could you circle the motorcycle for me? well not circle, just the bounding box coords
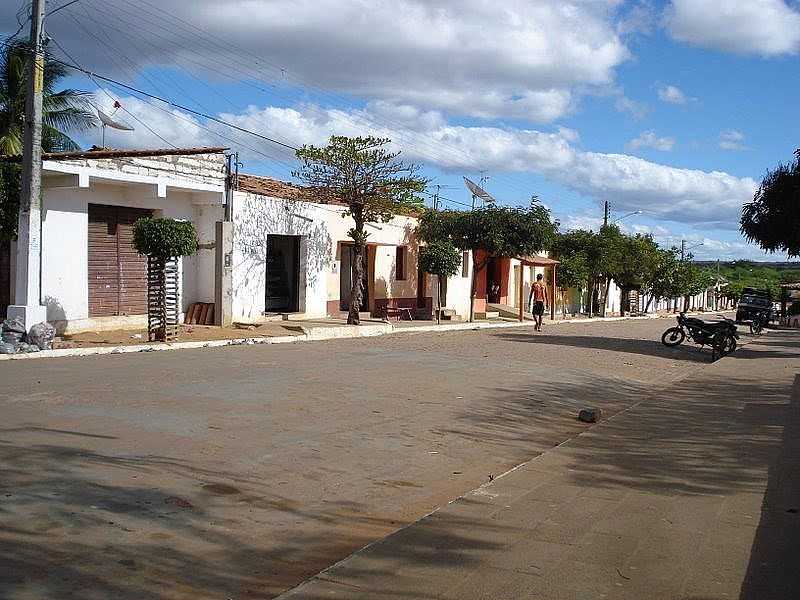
[661,313,739,360]
[750,310,769,335]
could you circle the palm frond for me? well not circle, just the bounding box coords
[42,125,81,153]
[44,106,98,134]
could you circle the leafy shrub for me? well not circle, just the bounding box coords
[133,217,197,259]
[419,241,461,279]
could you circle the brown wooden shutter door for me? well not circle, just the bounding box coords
[88,204,152,317]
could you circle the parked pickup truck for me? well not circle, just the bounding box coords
[736,288,773,323]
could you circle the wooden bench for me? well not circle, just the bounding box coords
[382,305,414,321]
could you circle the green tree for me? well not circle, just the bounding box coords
[611,234,661,315]
[132,218,198,341]
[554,252,588,318]
[1,40,96,155]
[418,240,461,324]
[741,154,800,257]
[294,136,426,325]
[595,225,627,316]
[646,247,681,312]
[553,229,598,316]
[418,200,558,322]
[0,39,96,240]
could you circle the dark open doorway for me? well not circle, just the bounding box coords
[486,257,502,304]
[265,235,300,313]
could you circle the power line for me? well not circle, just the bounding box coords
[48,35,177,148]
[44,36,299,172]
[46,54,300,152]
[46,0,84,17]
[90,0,539,202]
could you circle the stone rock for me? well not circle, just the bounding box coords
[2,316,26,334]
[27,321,56,350]
[578,408,601,423]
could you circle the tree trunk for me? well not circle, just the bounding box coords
[586,276,594,317]
[348,233,365,326]
[645,294,654,314]
[436,274,442,325]
[469,251,478,323]
[601,277,611,317]
[683,295,690,313]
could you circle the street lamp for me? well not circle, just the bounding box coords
[612,210,642,224]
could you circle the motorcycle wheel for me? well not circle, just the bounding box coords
[661,327,685,347]
[750,320,762,335]
[712,332,735,360]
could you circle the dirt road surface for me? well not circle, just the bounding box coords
[0,318,727,599]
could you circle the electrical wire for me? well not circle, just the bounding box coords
[47,54,299,152]
[48,36,177,148]
[46,0,84,17]
[93,0,538,202]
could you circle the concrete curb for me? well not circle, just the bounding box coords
[0,312,709,362]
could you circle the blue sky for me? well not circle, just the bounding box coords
[3,0,799,260]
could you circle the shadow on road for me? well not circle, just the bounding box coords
[738,374,800,600]
[492,331,716,363]
[0,440,418,599]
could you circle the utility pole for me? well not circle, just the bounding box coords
[8,0,48,328]
[433,184,440,211]
[681,239,686,261]
[603,200,609,227]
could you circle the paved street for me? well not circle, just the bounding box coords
[1,318,797,599]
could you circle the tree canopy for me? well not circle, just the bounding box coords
[1,40,96,155]
[419,240,461,324]
[741,154,800,257]
[133,218,198,259]
[418,202,559,259]
[294,135,426,324]
[418,201,558,321]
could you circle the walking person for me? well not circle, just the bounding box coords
[528,273,548,331]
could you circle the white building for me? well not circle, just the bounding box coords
[2,147,227,332]
[230,173,439,323]
[1,148,480,333]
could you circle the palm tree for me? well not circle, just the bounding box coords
[0,39,96,155]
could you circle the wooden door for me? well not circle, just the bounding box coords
[88,204,152,317]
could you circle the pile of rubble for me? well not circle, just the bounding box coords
[0,317,55,354]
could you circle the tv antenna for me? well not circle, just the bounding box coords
[463,176,496,210]
[97,100,134,147]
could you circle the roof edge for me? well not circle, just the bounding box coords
[0,147,229,162]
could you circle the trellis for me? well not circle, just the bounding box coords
[147,256,180,341]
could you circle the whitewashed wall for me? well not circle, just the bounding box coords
[231,191,438,322]
[40,181,222,331]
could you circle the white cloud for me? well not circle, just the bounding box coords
[657,84,689,105]
[91,95,758,228]
[0,0,632,123]
[627,130,676,151]
[665,0,800,56]
[719,130,746,151]
[614,94,649,120]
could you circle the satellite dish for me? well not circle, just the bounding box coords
[97,101,134,147]
[97,108,134,131]
[463,176,496,206]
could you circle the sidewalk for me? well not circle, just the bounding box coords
[277,329,800,600]
[0,311,677,361]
